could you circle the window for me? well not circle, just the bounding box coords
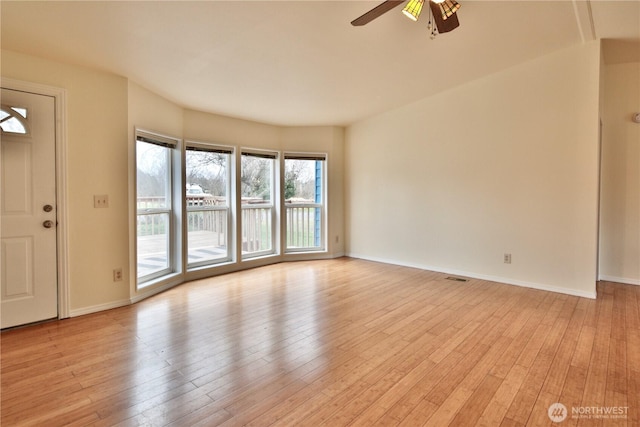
[134,132,329,286]
[185,143,233,268]
[136,132,179,284]
[284,154,326,252]
[241,151,277,258]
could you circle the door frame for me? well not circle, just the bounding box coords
[1,77,70,320]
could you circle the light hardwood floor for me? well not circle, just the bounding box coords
[2,258,638,426]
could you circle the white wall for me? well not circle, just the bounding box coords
[184,108,280,149]
[599,61,640,285]
[346,42,601,298]
[128,81,184,139]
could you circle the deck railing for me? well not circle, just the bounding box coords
[285,205,321,250]
[137,195,225,209]
[137,196,323,271]
[242,204,272,254]
[187,208,228,246]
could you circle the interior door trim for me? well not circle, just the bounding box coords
[1,77,69,320]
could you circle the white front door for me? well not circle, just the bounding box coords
[1,88,58,329]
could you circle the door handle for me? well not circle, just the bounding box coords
[43,220,54,229]
[43,204,53,212]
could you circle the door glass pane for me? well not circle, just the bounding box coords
[186,149,230,266]
[11,107,27,118]
[0,117,26,134]
[0,105,29,135]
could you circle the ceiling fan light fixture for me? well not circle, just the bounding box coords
[439,0,461,20]
[402,0,425,21]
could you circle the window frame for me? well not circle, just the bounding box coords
[184,141,235,269]
[282,152,327,253]
[133,133,332,292]
[239,149,279,260]
[135,130,182,287]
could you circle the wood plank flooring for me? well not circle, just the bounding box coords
[1,258,638,426]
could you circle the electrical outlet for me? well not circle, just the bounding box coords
[94,195,109,208]
[504,253,512,264]
[335,235,339,244]
[113,268,123,282]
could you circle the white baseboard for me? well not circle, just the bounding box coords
[346,253,597,299]
[69,299,131,318]
[598,275,640,286]
[130,277,183,304]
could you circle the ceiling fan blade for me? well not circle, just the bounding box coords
[429,1,460,33]
[351,0,405,26]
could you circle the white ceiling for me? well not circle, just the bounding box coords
[2,1,639,126]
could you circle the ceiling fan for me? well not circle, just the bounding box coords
[351,0,461,36]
